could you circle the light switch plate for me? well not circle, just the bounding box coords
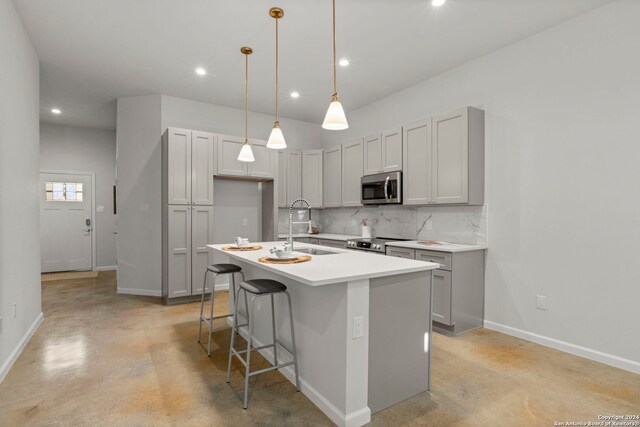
[96,206,105,213]
[536,295,547,310]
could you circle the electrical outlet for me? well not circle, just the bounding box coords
[536,295,547,310]
[352,316,364,339]
[0,316,3,334]
[243,218,248,226]
[11,303,17,318]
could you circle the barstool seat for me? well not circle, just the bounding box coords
[240,279,287,294]
[207,263,242,274]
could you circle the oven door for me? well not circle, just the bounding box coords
[361,172,402,205]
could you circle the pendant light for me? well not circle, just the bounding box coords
[267,7,287,149]
[322,0,348,130]
[238,47,255,162]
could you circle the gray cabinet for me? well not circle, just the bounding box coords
[364,128,402,176]
[318,239,345,249]
[342,138,363,207]
[386,247,415,259]
[302,149,323,208]
[418,248,485,336]
[323,145,342,207]
[165,128,214,206]
[167,205,191,298]
[277,150,287,207]
[403,118,433,205]
[286,150,302,205]
[402,107,484,206]
[216,135,275,179]
[190,205,214,294]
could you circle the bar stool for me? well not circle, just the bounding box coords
[226,279,300,409]
[198,263,247,356]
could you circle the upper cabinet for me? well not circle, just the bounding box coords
[403,106,484,206]
[277,149,302,207]
[363,128,403,176]
[216,135,275,179]
[403,118,433,205]
[432,107,484,205]
[164,128,214,206]
[302,149,323,208]
[323,145,342,208]
[342,138,364,207]
[277,150,287,207]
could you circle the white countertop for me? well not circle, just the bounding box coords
[277,233,358,242]
[385,240,487,253]
[209,241,438,286]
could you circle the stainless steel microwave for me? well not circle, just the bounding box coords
[361,171,402,205]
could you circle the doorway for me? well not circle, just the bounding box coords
[39,171,95,272]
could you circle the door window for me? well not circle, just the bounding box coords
[45,181,84,202]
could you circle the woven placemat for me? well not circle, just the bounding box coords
[222,245,263,251]
[258,255,312,264]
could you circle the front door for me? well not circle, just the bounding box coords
[40,172,93,272]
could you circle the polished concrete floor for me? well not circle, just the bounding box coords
[1,271,638,426]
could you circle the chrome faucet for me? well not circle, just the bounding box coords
[289,198,312,251]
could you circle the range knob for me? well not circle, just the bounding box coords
[374,244,381,249]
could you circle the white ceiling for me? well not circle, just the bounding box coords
[15,0,613,130]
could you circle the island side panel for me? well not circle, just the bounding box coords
[368,270,432,414]
[227,259,352,423]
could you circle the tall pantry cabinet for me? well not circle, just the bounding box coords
[162,128,215,303]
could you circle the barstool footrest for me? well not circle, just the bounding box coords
[248,361,295,377]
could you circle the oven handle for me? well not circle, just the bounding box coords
[384,176,391,203]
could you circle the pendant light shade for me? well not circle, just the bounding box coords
[322,95,348,130]
[322,0,348,130]
[267,7,287,149]
[238,141,255,162]
[238,47,255,162]
[267,121,287,149]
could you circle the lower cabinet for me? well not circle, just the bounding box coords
[318,239,346,249]
[386,246,485,335]
[164,204,214,302]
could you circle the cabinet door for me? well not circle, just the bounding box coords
[318,239,345,249]
[363,134,382,176]
[431,269,452,325]
[342,138,363,207]
[433,108,469,204]
[381,128,402,172]
[248,142,274,178]
[403,118,433,205]
[323,145,342,208]
[302,149,323,208]
[309,238,320,245]
[168,205,191,297]
[191,205,214,294]
[217,135,248,176]
[167,128,192,205]
[386,247,416,259]
[191,131,215,205]
[277,150,287,207]
[286,150,302,205]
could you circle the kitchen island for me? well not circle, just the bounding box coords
[209,241,438,427]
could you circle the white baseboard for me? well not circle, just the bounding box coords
[484,320,640,375]
[214,283,229,291]
[117,287,161,297]
[0,312,44,384]
[96,265,117,271]
[228,318,371,427]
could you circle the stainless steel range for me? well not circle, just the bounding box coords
[345,237,410,254]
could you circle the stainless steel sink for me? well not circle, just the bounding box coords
[294,248,340,256]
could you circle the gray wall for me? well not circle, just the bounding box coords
[116,95,324,295]
[0,0,42,381]
[39,123,117,268]
[115,95,162,296]
[322,1,640,368]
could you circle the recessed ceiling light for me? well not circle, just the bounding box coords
[431,0,446,6]
[195,67,207,76]
[290,91,300,98]
[51,108,61,115]
[339,58,349,67]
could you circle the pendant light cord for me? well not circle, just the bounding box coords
[332,0,337,96]
[275,16,279,123]
[245,52,248,143]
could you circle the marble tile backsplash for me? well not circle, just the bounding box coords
[278,205,488,245]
